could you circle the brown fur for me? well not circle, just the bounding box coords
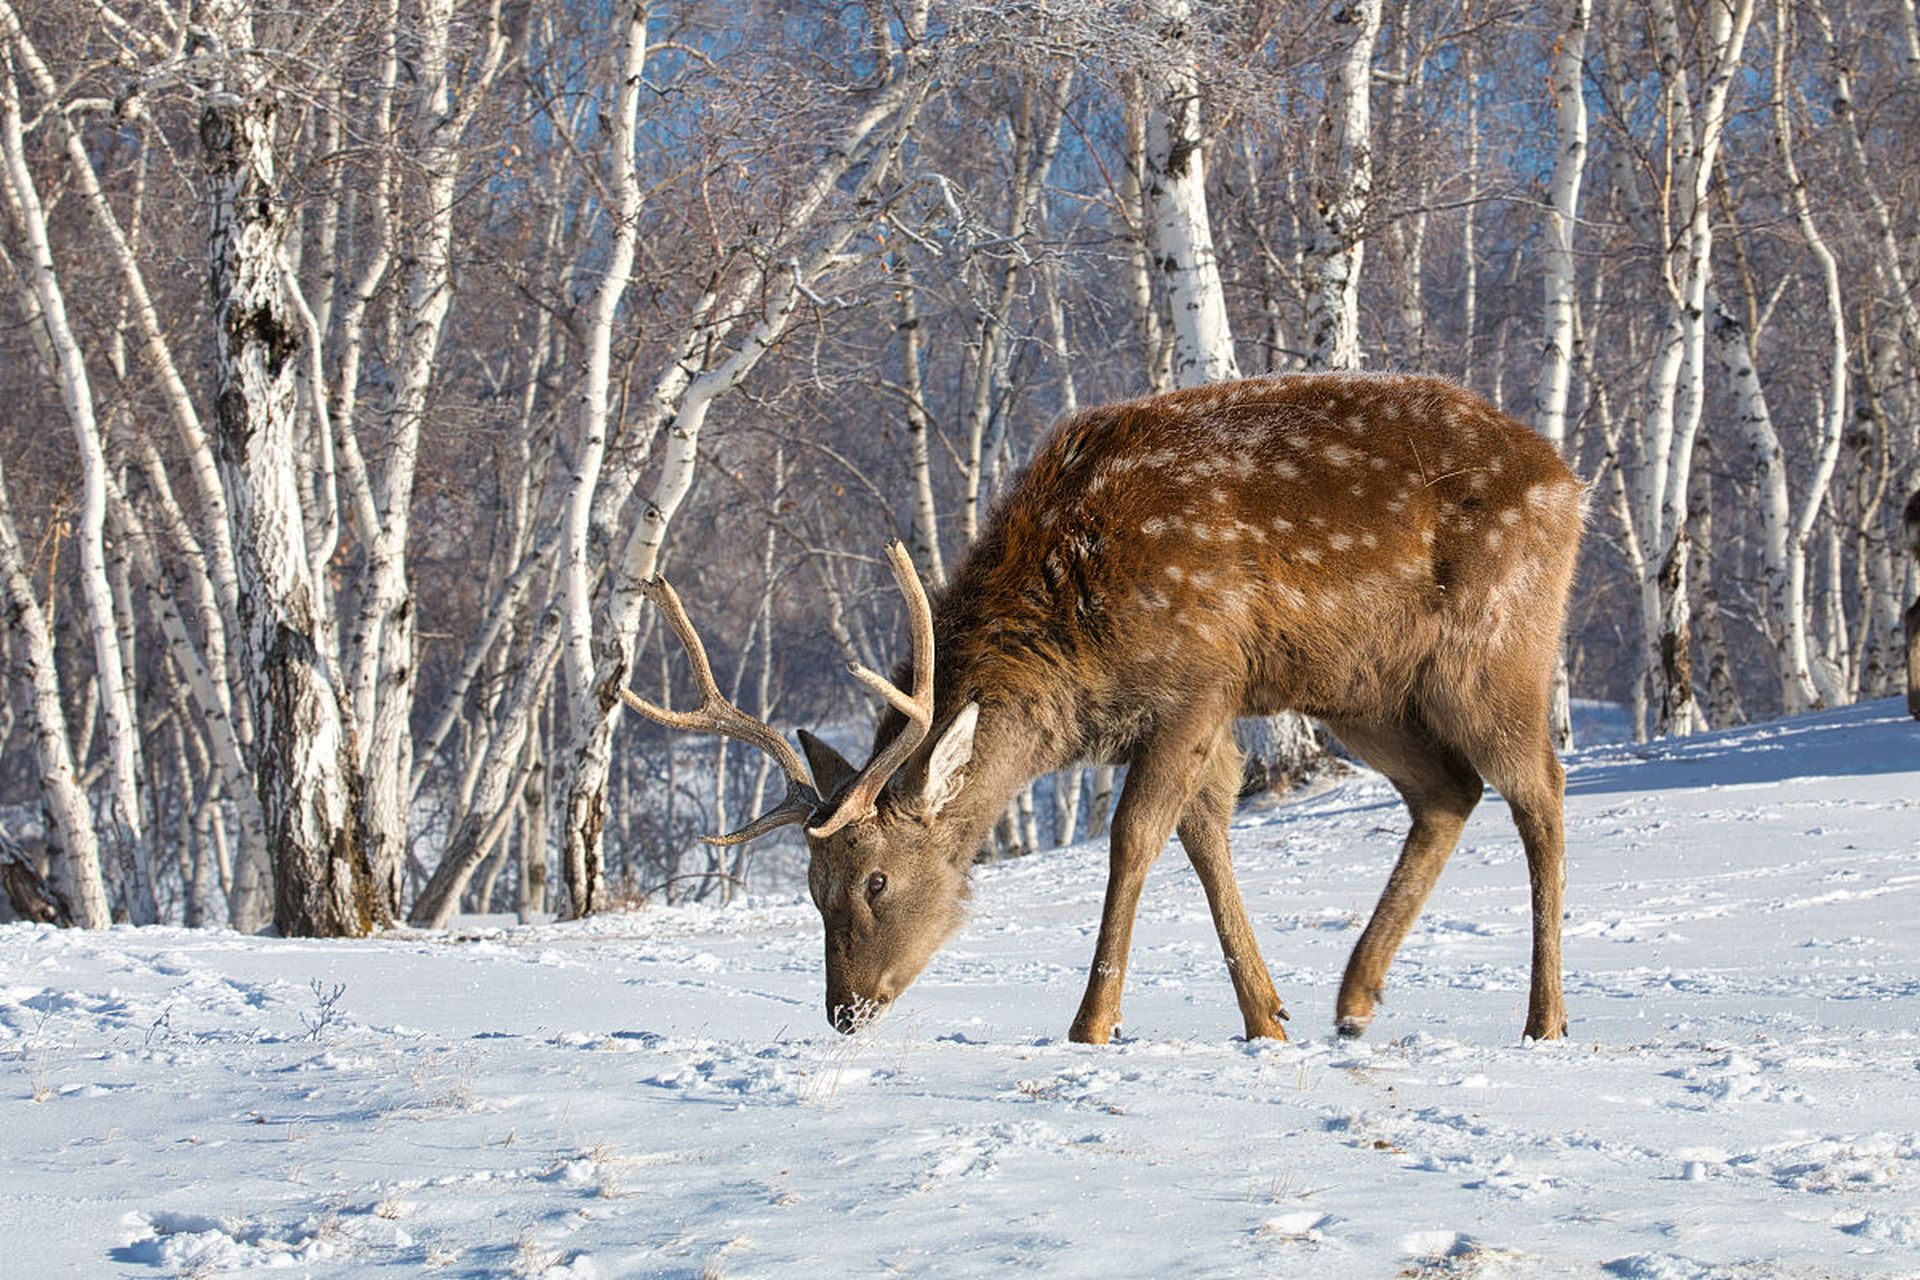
[792,373,1580,1040]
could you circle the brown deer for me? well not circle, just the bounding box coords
[625,373,1584,1043]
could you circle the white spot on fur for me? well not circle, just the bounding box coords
[1297,547,1323,566]
[1272,459,1301,481]
[1360,531,1378,549]
[1325,444,1356,468]
[1328,532,1353,552]
[1486,528,1504,550]
[1142,516,1168,536]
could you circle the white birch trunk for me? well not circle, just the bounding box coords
[350,0,505,921]
[559,4,651,918]
[0,61,154,922]
[1122,93,1172,395]
[892,255,946,587]
[1533,0,1589,748]
[0,454,110,928]
[1534,0,1588,455]
[1629,0,1754,738]
[200,0,372,937]
[1141,0,1238,386]
[558,49,932,916]
[0,2,245,700]
[1305,0,1381,372]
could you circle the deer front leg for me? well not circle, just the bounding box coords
[1069,823,1163,1044]
[1177,735,1288,1041]
[1069,723,1212,1044]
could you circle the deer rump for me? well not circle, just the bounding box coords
[631,372,1585,1045]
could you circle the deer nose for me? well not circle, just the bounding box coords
[828,991,893,1035]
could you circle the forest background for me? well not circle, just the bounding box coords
[0,0,1915,936]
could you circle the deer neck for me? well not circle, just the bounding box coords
[928,694,1061,844]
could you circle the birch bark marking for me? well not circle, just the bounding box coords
[1141,0,1239,386]
[892,254,945,587]
[200,1,372,937]
[1305,0,1381,372]
[0,51,155,922]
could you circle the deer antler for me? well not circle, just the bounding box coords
[807,541,936,838]
[622,576,821,846]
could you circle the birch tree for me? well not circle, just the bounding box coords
[1621,0,1754,737]
[1305,0,1382,372]
[198,0,374,937]
[553,7,935,915]
[0,452,110,928]
[1141,0,1238,386]
[0,45,155,921]
[1533,0,1589,749]
[348,0,507,919]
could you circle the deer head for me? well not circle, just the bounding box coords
[623,543,981,1033]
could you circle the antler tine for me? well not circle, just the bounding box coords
[622,576,820,843]
[808,542,937,838]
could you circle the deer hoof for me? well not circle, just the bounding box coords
[1335,1013,1372,1040]
[1522,1013,1569,1042]
[1069,1016,1118,1045]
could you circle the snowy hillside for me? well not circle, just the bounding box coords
[3,700,1918,1278]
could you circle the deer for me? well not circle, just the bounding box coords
[624,372,1585,1044]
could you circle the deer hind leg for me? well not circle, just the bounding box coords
[1175,733,1289,1041]
[1465,729,1568,1040]
[1069,712,1220,1045]
[1324,716,1484,1039]
[1420,664,1570,1040]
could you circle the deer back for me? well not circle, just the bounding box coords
[926,372,1586,764]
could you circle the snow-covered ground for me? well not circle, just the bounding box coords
[3,700,1918,1278]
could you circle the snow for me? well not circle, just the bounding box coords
[4,699,1919,1277]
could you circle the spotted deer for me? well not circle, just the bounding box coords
[626,373,1585,1042]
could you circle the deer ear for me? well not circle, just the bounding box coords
[919,702,978,816]
[798,730,857,800]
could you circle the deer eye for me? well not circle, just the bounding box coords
[866,870,888,898]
